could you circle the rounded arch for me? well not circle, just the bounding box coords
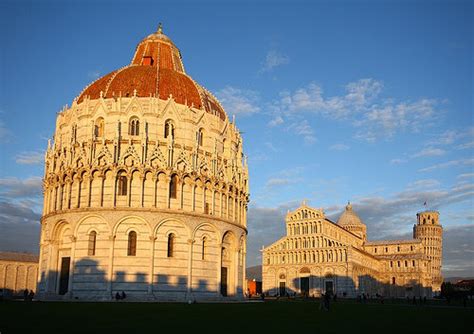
[153,217,191,239]
[112,215,152,236]
[50,219,72,241]
[222,230,237,249]
[192,222,220,242]
[73,213,110,237]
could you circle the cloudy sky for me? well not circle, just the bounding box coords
[1,0,472,277]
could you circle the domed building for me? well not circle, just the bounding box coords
[337,202,367,240]
[262,202,442,298]
[37,24,249,301]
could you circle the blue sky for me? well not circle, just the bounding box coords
[1,0,472,276]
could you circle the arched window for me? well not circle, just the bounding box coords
[94,118,104,137]
[392,277,396,285]
[88,231,97,256]
[432,219,435,224]
[196,128,204,146]
[167,233,175,258]
[164,120,174,139]
[202,237,207,260]
[128,231,137,256]
[117,174,127,196]
[129,117,139,136]
[169,174,178,199]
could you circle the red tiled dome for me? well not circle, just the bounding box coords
[76,25,226,120]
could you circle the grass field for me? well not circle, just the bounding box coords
[1,299,472,334]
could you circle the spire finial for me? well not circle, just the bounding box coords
[346,201,352,210]
[157,22,163,34]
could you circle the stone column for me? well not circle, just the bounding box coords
[202,187,206,214]
[216,243,222,297]
[66,180,72,209]
[127,173,132,207]
[212,190,216,216]
[219,192,224,218]
[148,236,156,294]
[107,235,116,297]
[140,175,145,208]
[187,239,195,298]
[153,176,158,208]
[76,176,82,208]
[67,236,77,297]
[52,186,57,212]
[87,176,92,207]
[113,172,117,207]
[165,175,171,209]
[99,174,105,207]
[180,181,184,210]
[192,184,196,211]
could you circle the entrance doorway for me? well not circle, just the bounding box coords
[58,257,70,295]
[220,267,228,297]
[300,277,309,296]
[279,282,286,296]
[325,281,334,296]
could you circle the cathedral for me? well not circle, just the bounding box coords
[262,202,442,298]
[37,25,249,301]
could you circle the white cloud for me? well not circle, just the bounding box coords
[215,86,260,116]
[457,173,474,180]
[390,158,407,165]
[0,176,43,198]
[265,178,292,188]
[288,120,316,144]
[411,147,446,158]
[15,151,44,165]
[260,50,290,73]
[457,141,474,150]
[0,176,43,254]
[418,158,474,172]
[268,116,284,127]
[426,127,474,147]
[407,179,441,189]
[329,143,350,151]
[269,79,441,142]
[264,142,279,153]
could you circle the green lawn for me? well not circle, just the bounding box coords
[1,299,472,334]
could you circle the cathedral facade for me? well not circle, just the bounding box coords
[262,202,442,298]
[37,25,249,301]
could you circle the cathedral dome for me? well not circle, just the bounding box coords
[337,202,364,226]
[337,202,367,240]
[76,24,226,120]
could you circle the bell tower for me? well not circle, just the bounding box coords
[413,211,443,292]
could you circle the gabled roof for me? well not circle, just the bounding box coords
[0,252,39,263]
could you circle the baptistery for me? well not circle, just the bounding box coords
[37,24,249,301]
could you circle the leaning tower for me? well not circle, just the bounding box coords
[413,211,443,292]
[37,24,249,301]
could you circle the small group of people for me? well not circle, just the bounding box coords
[23,289,35,301]
[115,291,127,300]
[408,295,427,305]
[319,292,332,311]
[357,293,370,303]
